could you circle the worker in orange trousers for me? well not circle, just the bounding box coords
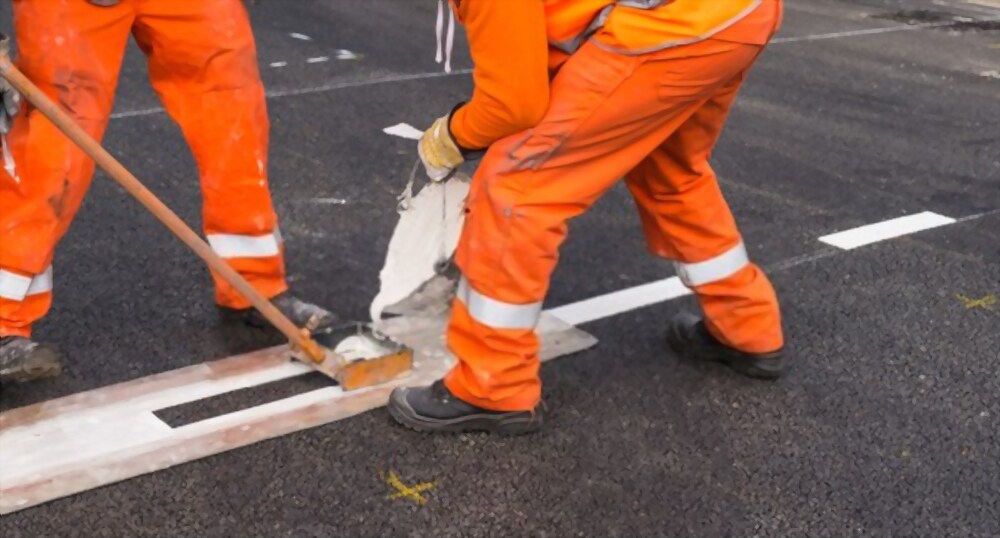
[389,0,786,435]
[0,0,335,383]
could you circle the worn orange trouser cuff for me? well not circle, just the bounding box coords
[444,300,542,412]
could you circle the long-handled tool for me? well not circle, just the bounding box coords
[0,49,411,390]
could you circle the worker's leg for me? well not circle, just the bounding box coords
[131,0,285,309]
[443,39,767,412]
[0,1,133,337]
[625,71,783,354]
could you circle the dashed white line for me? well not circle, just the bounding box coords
[547,277,691,326]
[108,69,472,119]
[312,197,348,205]
[270,61,288,68]
[336,49,358,60]
[770,17,1000,43]
[818,211,956,250]
[306,56,330,64]
[547,208,985,326]
[289,32,312,41]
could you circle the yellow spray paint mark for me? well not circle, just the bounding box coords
[956,294,997,310]
[383,470,436,505]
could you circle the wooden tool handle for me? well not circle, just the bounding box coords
[0,55,325,363]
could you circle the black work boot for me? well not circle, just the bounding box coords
[0,336,63,383]
[221,291,339,332]
[388,380,544,436]
[666,313,786,379]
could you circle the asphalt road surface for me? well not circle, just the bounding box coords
[1,0,999,536]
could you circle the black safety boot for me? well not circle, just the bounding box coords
[389,380,544,436]
[0,336,63,383]
[666,313,786,379]
[221,291,339,332]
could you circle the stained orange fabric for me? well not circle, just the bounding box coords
[448,0,767,149]
[444,1,784,411]
[0,0,285,337]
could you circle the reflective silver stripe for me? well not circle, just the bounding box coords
[0,266,52,301]
[457,278,542,330]
[674,242,749,287]
[554,0,763,57]
[617,0,668,8]
[207,231,281,258]
[26,266,53,296]
[0,270,32,301]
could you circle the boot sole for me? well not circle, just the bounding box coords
[666,326,785,380]
[0,346,63,383]
[388,393,543,437]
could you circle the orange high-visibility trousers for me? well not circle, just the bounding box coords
[0,0,286,338]
[445,15,784,412]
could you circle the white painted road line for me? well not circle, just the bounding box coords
[270,61,288,68]
[306,56,330,64]
[819,211,956,250]
[548,208,984,326]
[336,49,358,60]
[383,123,425,140]
[771,17,1000,43]
[546,276,691,327]
[289,32,312,41]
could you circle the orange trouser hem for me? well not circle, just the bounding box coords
[445,21,783,404]
[444,301,542,412]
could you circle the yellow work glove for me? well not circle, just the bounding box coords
[418,115,464,182]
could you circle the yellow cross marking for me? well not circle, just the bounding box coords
[383,470,436,505]
[956,294,997,310]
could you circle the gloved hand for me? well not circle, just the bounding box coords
[418,115,464,182]
[0,35,22,135]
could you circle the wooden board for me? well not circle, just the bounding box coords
[0,313,596,514]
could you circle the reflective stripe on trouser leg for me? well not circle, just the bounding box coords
[206,228,288,309]
[674,241,749,287]
[444,299,543,412]
[0,266,54,338]
[456,277,542,330]
[0,266,53,301]
[207,229,282,259]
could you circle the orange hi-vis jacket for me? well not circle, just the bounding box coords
[448,0,771,150]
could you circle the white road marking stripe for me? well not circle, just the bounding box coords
[289,33,312,41]
[383,123,425,140]
[306,56,330,64]
[549,209,970,325]
[819,211,956,250]
[771,17,1000,43]
[270,61,288,68]
[336,49,358,60]
[546,277,691,326]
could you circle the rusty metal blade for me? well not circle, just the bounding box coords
[337,349,414,391]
